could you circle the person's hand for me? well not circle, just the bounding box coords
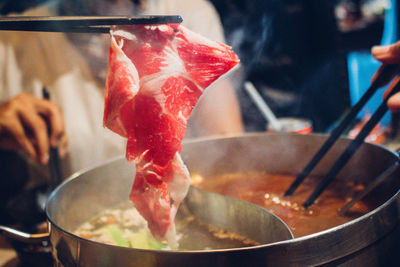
[371,41,400,111]
[0,93,68,164]
[372,41,400,64]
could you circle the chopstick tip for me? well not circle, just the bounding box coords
[303,199,313,209]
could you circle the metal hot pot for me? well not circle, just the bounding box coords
[3,133,400,266]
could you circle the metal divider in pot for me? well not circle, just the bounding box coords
[2,133,400,266]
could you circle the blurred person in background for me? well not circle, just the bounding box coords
[0,0,243,223]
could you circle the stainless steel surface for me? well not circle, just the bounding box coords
[7,133,400,266]
[181,133,400,266]
[0,15,183,33]
[0,226,49,244]
[45,152,293,266]
[184,187,293,244]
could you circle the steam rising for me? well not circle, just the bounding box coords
[217,1,349,132]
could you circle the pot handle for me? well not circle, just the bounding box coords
[0,225,49,244]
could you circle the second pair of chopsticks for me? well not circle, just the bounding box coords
[0,15,183,33]
[284,64,399,207]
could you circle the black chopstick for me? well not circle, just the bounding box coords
[42,87,63,189]
[0,25,111,34]
[0,15,183,33]
[338,156,400,215]
[284,64,398,197]
[303,78,400,208]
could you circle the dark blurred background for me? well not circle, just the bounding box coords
[210,0,387,132]
[0,0,390,132]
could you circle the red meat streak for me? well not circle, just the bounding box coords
[103,24,239,244]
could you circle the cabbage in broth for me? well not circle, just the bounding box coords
[74,201,258,250]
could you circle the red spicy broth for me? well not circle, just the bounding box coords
[191,171,380,238]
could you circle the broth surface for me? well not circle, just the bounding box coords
[191,171,377,237]
[74,201,258,250]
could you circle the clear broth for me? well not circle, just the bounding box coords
[74,201,259,250]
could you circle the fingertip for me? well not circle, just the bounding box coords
[387,92,400,112]
[27,147,37,160]
[58,145,69,158]
[50,136,59,148]
[58,134,68,158]
[41,153,49,165]
[372,45,390,56]
[22,140,37,160]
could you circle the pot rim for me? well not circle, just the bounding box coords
[45,132,400,255]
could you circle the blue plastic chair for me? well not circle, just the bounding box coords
[347,0,398,126]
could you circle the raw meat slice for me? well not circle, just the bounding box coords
[103,35,139,137]
[103,24,239,246]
